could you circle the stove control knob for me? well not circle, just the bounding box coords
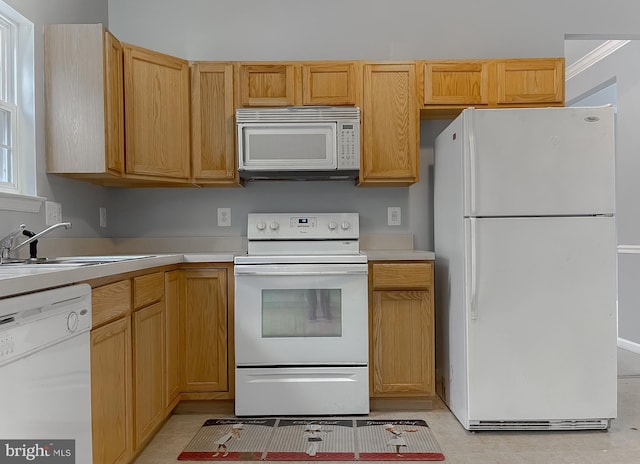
[341,221,351,231]
[328,221,338,230]
[256,221,266,231]
[269,221,280,231]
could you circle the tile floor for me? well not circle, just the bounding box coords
[134,349,640,464]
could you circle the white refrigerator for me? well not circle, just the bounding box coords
[433,106,618,431]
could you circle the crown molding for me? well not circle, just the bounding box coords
[566,40,630,80]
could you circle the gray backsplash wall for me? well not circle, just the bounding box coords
[109,120,449,251]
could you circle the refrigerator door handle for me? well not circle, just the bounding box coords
[468,218,478,320]
[468,111,478,216]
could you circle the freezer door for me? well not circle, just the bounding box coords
[465,216,617,422]
[463,106,615,217]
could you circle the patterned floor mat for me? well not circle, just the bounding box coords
[178,418,444,461]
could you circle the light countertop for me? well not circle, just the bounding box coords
[362,249,435,261]
[0,253,234,298]
[0,250,434,299]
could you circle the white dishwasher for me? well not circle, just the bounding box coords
[0,283,93,463]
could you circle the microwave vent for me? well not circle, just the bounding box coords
[236,106,360,123]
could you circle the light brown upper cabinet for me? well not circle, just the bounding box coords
[237,63,296,106]
[191,62,239,186]
[495,58,565,105]
[45,24,125,180]
[45,25,192,186]
[421,58,565,118]
[236,61,359,107]
[301,62,358,106]
[123,44,191,181]
[423,60,490,106]
[361,62,419,186]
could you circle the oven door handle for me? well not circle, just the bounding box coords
[235,270,368,276]
[234,264,368,276]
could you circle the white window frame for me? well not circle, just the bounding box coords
[0,0,42,212]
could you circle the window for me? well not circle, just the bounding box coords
[0,0,40,212]
[0,13,17,190]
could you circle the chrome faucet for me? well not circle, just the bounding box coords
[0,222,72,262]
[0,224,27,262]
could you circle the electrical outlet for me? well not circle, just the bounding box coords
[388,207,401,226]
[99,207,107,228]
[217,208,231,227]
[45,201,62,225]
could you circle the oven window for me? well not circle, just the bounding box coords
[262,289,342,337]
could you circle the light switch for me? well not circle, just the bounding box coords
[388,207,401,226]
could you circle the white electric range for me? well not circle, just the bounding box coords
[234,213,369,416]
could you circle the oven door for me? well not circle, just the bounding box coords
[234,263,368,366]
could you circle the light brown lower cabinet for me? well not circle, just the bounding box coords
[369,261,435,397]
[132,301,166,450]
[181,268,228,393]
[164,271,181,410]
[87,264,230,462]
[90,316,132,464]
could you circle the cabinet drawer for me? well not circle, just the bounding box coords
[133,272,165,309]
[92,280,132,327]
[371,262,433,290]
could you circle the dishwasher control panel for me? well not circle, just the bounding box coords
[0,284,91,366]
[0,334,14,359]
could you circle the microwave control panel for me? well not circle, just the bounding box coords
[337,121,360,170]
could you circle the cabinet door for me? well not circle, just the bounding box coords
[164,271,181,410]
[423,60,489,106]
[182,269,228,392]
[302,62,357,106]
[191,62,239,184]
[495,58,564,105]
[133,301,165,450]
[45,24,121,176]
[371,290,434,396]
[123,44,190,179]
[361,63,419,185]
[91,317,132,464]
[104,30,125,174]
[238,64,296,106]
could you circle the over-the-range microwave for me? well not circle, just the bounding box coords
[236,106,360,181]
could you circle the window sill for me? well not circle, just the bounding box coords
[0,191,45,213]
